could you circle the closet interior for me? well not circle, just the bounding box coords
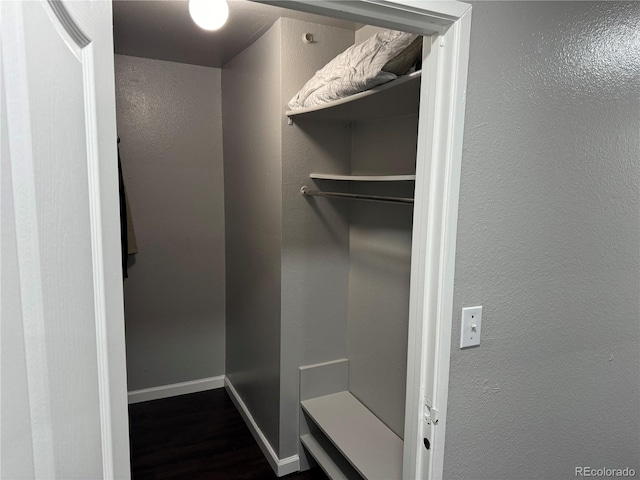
[114,3,424,478]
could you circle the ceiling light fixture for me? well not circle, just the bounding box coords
[189,0,229,31]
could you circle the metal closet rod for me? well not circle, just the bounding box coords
[300,186,414,205]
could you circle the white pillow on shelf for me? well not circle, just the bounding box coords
[288,30,420,111]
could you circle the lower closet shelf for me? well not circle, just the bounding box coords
[301,434,360,480]
[301,391,403,480]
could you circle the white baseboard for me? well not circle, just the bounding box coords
[128,375,225,404]
[225,378,300,477]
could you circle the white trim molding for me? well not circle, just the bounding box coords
[401,5,472,480]
[127,375,225,404]
[225,378,300,477]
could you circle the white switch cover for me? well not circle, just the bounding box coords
[460,306,482,348]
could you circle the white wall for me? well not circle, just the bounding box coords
[114,55,226,391]
[445,2,640,478]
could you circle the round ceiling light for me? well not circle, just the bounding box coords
[189,0,229,31]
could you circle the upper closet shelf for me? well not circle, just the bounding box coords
[311,173,416,182]
[287,71,421,123]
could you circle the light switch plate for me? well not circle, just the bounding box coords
[460,306,482,348]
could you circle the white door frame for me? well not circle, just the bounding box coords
[261,1,471,478]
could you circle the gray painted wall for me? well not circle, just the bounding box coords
[280,20,418,451]
[222,23,283,454]
[223,18,355,459]
[354,25,386,44]
[280,18,356,457]
[348,116,418,438]
[445,2,640,478]
[114,55,226,391]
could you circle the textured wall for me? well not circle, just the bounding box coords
[222,23,283,454]
[280,18,355,457]
[114,55,226,391]
[445,2,640,478]
[347,116,417,438]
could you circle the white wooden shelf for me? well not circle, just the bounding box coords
[287,71,421,123]
[301,391,403,480]
[310,173,416,182]
[301,434,360,480]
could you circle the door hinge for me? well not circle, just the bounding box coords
[424,396,439,425]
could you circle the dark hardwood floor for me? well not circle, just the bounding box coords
[129,389,328,480]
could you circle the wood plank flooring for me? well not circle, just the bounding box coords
[129,388,328,480]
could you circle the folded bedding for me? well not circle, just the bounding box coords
[288,30,422,111]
